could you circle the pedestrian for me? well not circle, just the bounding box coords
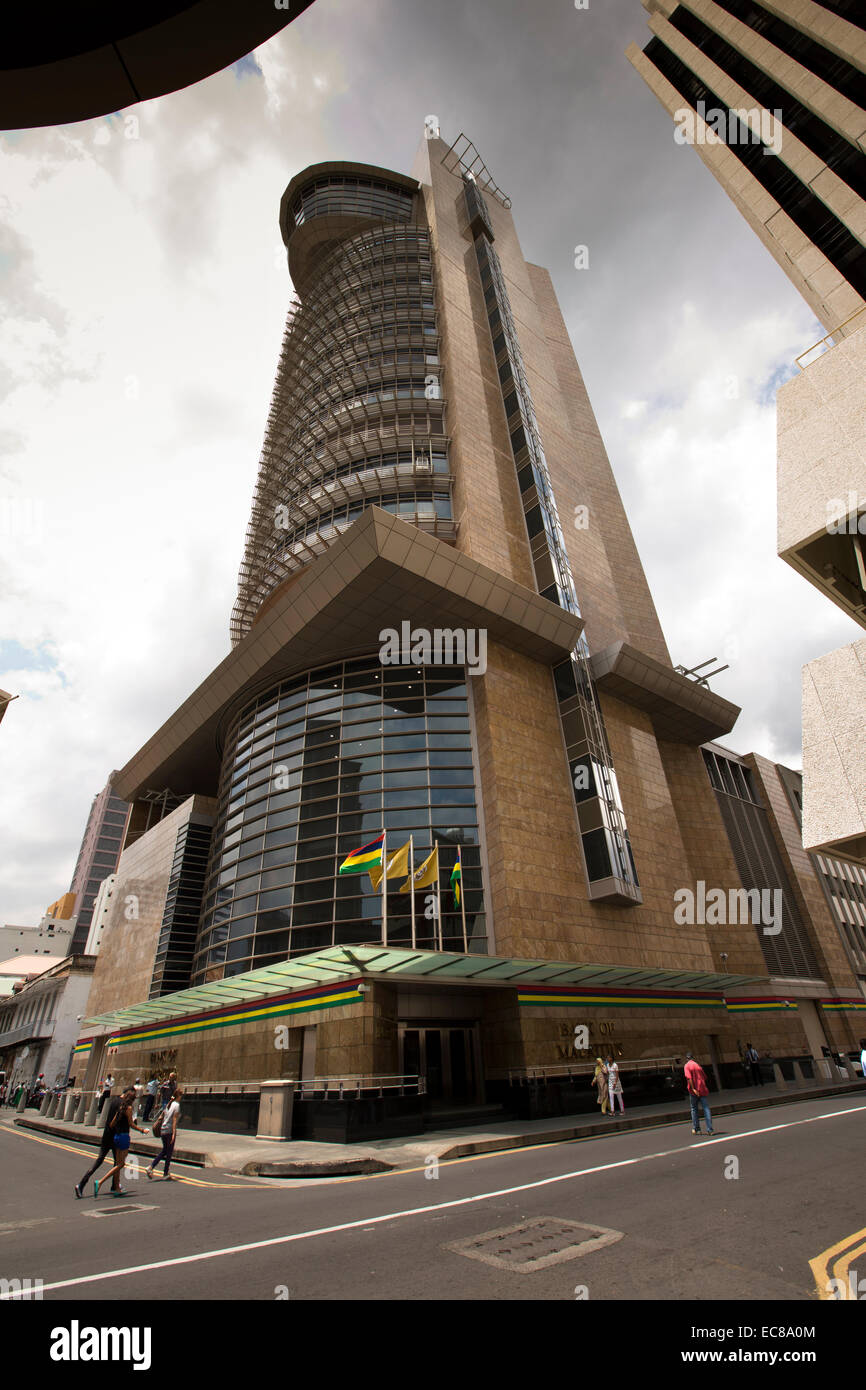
[132,1077,144,1118]
[98,1072,114,1115]
[73,1087,136,1199]
[158,1071,177,1113]
[745,1042,763,1087]
[684,1052,714,1136]
[146,1087,183,1182]
[860,1038,866,1080]
[141,1075,159,1123]
[607,1054,625,1116]
[591,1058,609,1115]
[94,1092,148,1198]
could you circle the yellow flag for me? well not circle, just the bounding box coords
[400,845,439,893]
[369,840,411,890]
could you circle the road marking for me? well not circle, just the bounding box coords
[0,1125,273,1189]
[810,1226,866,1299]
[6,1100,866,1297]
[0,1217,56,1234]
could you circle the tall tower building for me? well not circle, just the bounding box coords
[79,130,864,1122]
[627,0,866,332]
[67,777,130,955]
[628,4,866,876]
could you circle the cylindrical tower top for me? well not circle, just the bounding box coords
[279,160,421,292]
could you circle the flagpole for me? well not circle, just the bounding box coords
[459,846,468,953]
[381,828,387,947]
[409,835,416,949]
[437,840,443,952]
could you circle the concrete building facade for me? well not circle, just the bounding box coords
[67,778,130,955]
[629,1,866,905]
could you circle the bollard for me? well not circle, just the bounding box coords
[73,1092,87,1123]
[85,1092,99,1126]
[46,1092,59,1118]
[39,1091,52,1116]
[63,1093,76,1120]
[772,1062,788,1091]
[16,1088,27,1113]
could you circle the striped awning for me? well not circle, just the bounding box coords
[83,944,766,1031]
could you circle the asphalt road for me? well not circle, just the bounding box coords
[1,1093,864,1302]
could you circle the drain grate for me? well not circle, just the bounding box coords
[445,1217,624,1273]
[83,1204,157,1219]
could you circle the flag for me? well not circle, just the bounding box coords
[368,840,411,891]
[400,845,439,893]
[450,847,462,907]
[338,832,384,876]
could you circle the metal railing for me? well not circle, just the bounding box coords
[293,1074,425,1100]
[795,304,866,370]
[161,1075,425,1100]
[506,1057,682,1086]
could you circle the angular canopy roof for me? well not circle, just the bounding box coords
[112,507,584,803]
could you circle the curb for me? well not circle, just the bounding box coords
[434,1080,865,1159]
[13,1117,208,1168]
[12,1080,863,1175]
[241,1157,394,1177]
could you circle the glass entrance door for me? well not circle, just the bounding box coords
[399,1025,480,1105]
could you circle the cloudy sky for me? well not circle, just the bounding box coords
[1,0,859,924]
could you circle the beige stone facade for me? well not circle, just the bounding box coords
[627,0,866,334]
[85,794,216,1019]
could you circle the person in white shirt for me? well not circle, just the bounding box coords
[606,1055,625,1116]
[145,1088,182,1181]
[860,1038,866,1079]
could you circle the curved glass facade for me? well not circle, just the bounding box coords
[192,658,486,983]
[290,175,415,227]
[232,221,452,644]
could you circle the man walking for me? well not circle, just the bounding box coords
[73,1086,135,1199]
[98,1072,114,1115]
[745,1042,763,1087]
[684,1052,714,1136]
[140,1075,159,1123]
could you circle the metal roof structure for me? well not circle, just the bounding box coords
[83,944,766,1031]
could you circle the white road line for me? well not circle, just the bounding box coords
[5,1101,865,1297]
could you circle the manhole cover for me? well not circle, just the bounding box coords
[83,1204,157,1219]
[445,1218,623,1273]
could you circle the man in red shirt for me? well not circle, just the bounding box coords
[684,1053,714,1135]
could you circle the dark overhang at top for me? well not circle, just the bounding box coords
[590,640,740,744]
[1,1,317,130]
[112,507,584,804]
[279,160,421,290]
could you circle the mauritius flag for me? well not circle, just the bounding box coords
[338,832,385,876]
[450,846,462,907]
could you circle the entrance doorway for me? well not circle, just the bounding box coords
[399,1024,482,1106]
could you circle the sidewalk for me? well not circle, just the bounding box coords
[10,1074,864,1177]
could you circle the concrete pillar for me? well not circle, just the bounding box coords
[39,1091,52,1116]
[772,1062,787,1090]
[791,1060,809,1087]
[256,1082,294,1141]
[63,1093,76,1120]
[16,1087,27,1112]
[46,1092,59,1118]
[73,1092,87,1123]
[85,1092,99,1126]
[815,1057,835,1083]
[839,1054,858,1083]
